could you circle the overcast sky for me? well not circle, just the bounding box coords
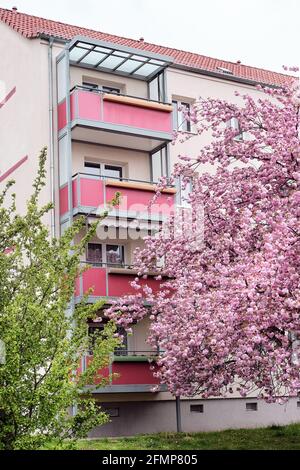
[0,0,299,74]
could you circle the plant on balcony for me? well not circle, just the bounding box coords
[0,148,120,450]
[106,70,300,403]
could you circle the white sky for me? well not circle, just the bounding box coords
[0,0,299,74]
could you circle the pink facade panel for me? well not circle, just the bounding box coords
[59,185,69,216]
[103,100,172,133]
[58,100,67,131]
[82,267,106,297]
[79,177,105,208]
[106,185,175,216]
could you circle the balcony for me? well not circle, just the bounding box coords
[60,173,176,220]
[75,263,164,303]
[81,351,162,393]
[58,87,174,152]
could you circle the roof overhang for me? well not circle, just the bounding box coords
[64,36,173,82]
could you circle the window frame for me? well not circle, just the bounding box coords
[82,81,121,95]
[84,161,123,180]
[172,99,192,132]
[176,176,193,208]
[86,242,126,267]
[227,117,244,141]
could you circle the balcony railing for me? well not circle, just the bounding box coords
[113,350,158,360]
[58,86,174,151]
[60,173,176,219]
[75,262,163,301]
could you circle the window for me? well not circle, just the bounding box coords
[297,402,300,409]
[106,245,124,266]
[246,402,257,411]
[105,408,120,418]
[84,161,101,176]
[227,117,244,141]
[177,177,192,208]
[103,165,123,180]
[102,85,120,95]
[87,243,102,264]
[82,82,99,91]
[151,147,168,183]
[87,243,125,267]
[84,161,123,180]
[82,82,120,94]
[190,404,204,413]
[172,100,191,132]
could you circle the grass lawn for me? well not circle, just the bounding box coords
[74,423,300,450]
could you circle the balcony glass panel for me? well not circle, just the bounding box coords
[81,51,106,65]
[117,59,142,73]
[69,46,90,62]
[100,55,126,69]
[134,63,160,77]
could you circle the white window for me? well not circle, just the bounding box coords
[151,148,168,183]
[176,177,192,208]
[87,243,125,267]
[227,117,244,141]
[82,82,120,95]
[84,161,123,180]
[172,100,191,132]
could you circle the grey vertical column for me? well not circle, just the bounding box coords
[65,48,73,230]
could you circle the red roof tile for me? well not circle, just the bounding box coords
[0,7,293,87]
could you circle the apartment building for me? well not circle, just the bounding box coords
[0,7,298,436]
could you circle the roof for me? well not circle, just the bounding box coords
[0,7,293,87]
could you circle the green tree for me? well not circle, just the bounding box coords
[0,148,120,450]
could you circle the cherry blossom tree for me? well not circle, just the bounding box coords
[106,69,300,402]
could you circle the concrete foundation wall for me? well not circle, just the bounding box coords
[89,397,300,437]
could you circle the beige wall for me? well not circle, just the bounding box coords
[72,142,150,181]
[0,24,63,235]
[166,67,267,165]
[70,66,148,99]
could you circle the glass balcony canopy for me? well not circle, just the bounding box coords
[67,36,173,81]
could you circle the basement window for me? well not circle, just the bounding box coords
[246,402,258,411]
[105,408,120,418]
[190,404,204,413]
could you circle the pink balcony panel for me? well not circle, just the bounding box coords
[86,356,110,385]
[72,178,78,208]
[69,89,173,136]
[103,100,172,133]
[59,185,69,216]
[71,90,101,121]
[58,100,67,131]
[106,185,175,216]
[112,362,159,385]
[79,177,105,208]
[83,359,159,386]
[82,267,107,297]
[108,274,162,297]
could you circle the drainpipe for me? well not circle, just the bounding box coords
[176,395,182,433]
[48,37,55,238]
